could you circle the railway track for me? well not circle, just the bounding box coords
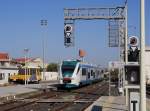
[0,81,111,111]
[0,91,60,111]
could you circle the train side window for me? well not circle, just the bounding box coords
[88,72,90,78]
[82,68,86,76]
[91,70,93,76]
[93,72,95,78]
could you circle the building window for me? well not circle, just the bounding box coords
[0,73,5,80]
[1,62,5,66]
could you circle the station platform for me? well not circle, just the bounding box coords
[147,99,150,111]
[85,96,127,111]
[0,81,58,98]
[85,96,150,111]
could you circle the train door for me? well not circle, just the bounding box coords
[76,66,81,82]
[91,69,94,80]
[87,68,90,80]
[81,68,87,81]
[93,69,96,80]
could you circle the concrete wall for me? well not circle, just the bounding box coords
[41,72,58,81]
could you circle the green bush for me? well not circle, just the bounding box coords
[46,63,58,72]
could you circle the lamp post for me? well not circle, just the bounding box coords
[40,20,48,81]
[24,48,29,85]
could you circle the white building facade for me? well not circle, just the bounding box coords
[0,60,18,85]
[41,72,58,81]
[0,67,18,85]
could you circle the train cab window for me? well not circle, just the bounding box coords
[82,68,86,76]
[61,65,75,77]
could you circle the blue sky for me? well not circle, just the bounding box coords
[0,0,149,66]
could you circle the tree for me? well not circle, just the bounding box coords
[46,63,58,72]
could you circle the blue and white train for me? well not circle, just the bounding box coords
[59,60,103,88]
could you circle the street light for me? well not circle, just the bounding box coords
[24,48,29,85]
[40,20,48,81]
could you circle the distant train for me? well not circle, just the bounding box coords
[59,60,103,88]
[9,67,41,84]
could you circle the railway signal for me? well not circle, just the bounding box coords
[128,36,140,62]
[64,24,74,47]
[125,36,140,85]
[125,36,141,111]
[65,24,73,33]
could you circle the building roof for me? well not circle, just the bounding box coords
[14,58,31,63]
[0,53,9,61]
[14,57,42,64]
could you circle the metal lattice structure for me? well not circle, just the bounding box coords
[64,7,125,20]
[64,7,126,47]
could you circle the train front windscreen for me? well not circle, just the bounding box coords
[61,61,78,77]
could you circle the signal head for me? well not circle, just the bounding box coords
[129,36,139,47]
[64,24,73,33]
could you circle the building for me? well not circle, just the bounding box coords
[108,61,123,70]
[41,72,58,81]
[0,53,18,85]
[14,57,44,68]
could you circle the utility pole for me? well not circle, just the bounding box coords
[140,0,146,110]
